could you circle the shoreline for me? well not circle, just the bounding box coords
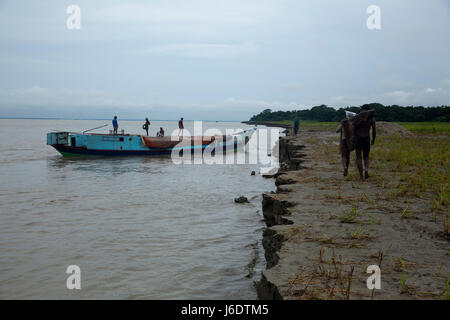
[255,126,449,300]
[241,121,293,130]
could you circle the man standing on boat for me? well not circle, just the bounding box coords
[178,117,184,136]
[143,118,150,136]
[112,116,118,135]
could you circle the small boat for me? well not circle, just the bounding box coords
[47,129,255,157]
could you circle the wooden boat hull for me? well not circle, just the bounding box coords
[141,136,219,149]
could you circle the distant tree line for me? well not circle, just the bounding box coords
[249,103,450,122]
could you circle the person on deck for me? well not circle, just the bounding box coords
[294,118,300,135]
[143,118,150,136]
[112,116,118,134]
[178,117,184,136]
[354,109,376,180]
[157,127,165,137]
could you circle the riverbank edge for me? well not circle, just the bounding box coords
[254,128,300,300]
[242,120,296,299]
[241,121,292,130]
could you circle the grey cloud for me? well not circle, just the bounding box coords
[0,0,449,121]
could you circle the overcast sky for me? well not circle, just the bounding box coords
[0,0,449,120]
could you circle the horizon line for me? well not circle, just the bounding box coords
[0,117,244,122]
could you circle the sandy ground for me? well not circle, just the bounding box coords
[257,128,449,300]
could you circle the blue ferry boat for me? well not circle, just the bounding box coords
[46,129,255,157]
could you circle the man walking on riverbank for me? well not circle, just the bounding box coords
[112,116,118,135]
[294,118,300,135]
[354,109,376,180]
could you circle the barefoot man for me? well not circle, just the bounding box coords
[354,110,376,180]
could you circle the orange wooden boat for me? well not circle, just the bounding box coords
[141,136,222,149]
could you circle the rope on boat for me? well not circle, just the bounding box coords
[83,124,109,133]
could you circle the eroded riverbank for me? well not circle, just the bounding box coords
[257,126,449,300]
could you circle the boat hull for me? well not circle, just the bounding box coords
[141,136,219,149]
[52,143,238,157]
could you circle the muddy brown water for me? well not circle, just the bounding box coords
[0,119,278,299]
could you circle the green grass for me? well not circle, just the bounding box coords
[272,120,450,219]
[445,279,450,300]
[397,122,450,134]
[254,120,450,134]
[339,204,361,224]
[372,134,449,229]
[338,203,380,225]
[256,120,338,131]
[399,258,407,294]
[372,135,449,199]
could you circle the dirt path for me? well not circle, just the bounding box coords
[257,129,449,300]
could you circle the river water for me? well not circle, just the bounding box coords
[0,119,278,299]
